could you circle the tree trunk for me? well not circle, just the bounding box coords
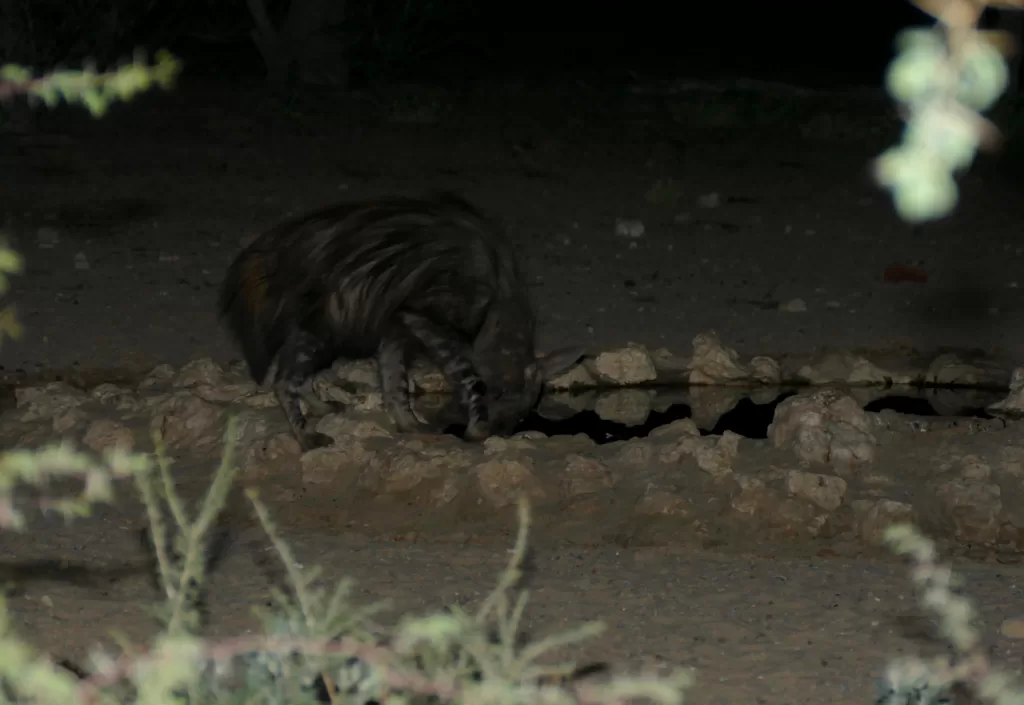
[248,0,349,87]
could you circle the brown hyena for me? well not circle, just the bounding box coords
[218,192,583,450]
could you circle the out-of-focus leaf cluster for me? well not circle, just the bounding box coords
[876,1,1021,223]
[0,49,181,118]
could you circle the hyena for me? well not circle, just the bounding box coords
[218,192,583,451]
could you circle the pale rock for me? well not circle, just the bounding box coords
[192,382,260,404]
[926,353,983,386]
[786,470,847,511]
[687,332,749,384]
[241,432,302,477]
[933,480,1002,545]
[83,419,135,453]
[16,382,88,422]
[586,344,658,385]
[475,457,546,508]
[138,364,176,390]
[768,388,876,468]
[90,384,142,413]
[302,442,375,486]
[173,358,228,388]
[243,392,279,409]
[561,454,618,497]
[546,363,598,390]
[798,350,913,386]
[694,431,740,478]
[148,391,224,449]
[53,407,89,434]
[749,355,783,384]
[852,499,915,546]
[648,418,700,441]
[609,439,655,467]
[317,414,393,441]
[635,487,690,516]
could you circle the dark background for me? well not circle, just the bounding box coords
[1,0,972,92]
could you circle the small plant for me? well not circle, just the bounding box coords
[877,524,1024,705]
[874,0,1023,223]
[0,48,181,118]
[0,427,696,705]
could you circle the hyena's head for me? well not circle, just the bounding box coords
[473,303,584,436]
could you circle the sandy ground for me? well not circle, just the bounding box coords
[4,76,1024,383]
[4,498,1024,705]
[3,73,1024,704]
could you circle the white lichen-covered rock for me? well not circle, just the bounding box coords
[222,409,283,453]
[693,431,741,478]
[83,419,135,453]
[768,388,876,468]
[786,470,847,512]
[191,381,261,405]
[138,364,176,390]
[53,407,90,434]
[546,363,598,390]
[15,382,89,423]
[173,358,229,388]
[926,353,984,387]
[797,350,914,386]
[242,392,279,409]
[316,414,393,441]
[241,432,302,478]
[749,355,783,384]
[482,434,540,455]
[586,344,658,385]
[649,347,691,375]
[688,332,750,384]
[635,486,690,516]
[730,475,820,533]
[932,479,1002,545]
[302,442,377,486]
[851,499,915,545]
[91,384,143,413]
[374,452,445,493]
[654,420,738,478]
[148,391,224,449]
[475,456,546,508]
[648,418,700,442]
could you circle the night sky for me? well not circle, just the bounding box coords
[164,0,950,89]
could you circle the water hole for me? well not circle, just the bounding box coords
[0,375,1006,447]
[450,387,1004,445]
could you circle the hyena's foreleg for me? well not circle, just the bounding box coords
[273,329,336,451]
[377,329,435,433]
[398,311,491,441]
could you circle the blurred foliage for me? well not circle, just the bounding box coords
[875,0,1024,223]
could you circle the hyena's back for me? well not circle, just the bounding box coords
[218,193,523,387]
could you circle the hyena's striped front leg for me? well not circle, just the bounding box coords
[377,330,434,434]
[399,311,491,442]
[274,329,336,451]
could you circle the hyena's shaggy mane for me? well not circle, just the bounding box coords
[218,192,532,387]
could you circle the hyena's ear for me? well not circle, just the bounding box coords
[533,346,586,381]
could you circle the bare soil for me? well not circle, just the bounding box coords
[3,75,1024,704]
